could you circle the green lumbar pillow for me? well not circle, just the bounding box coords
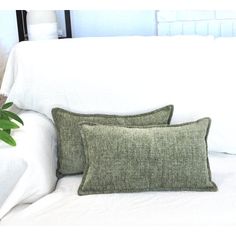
[78,118,217,195]
[52,105,174,177]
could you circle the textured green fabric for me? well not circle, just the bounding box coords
[51,105,173,177]
[78,118,217,195]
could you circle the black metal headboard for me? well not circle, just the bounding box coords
[16,10,72,42]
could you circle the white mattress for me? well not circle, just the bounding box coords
[1,152,236,226]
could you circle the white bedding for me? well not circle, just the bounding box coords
[0,111,57,219]
[2,152,236,226]
[1,36,236,154]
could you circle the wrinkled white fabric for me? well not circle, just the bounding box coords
[1,36,236,154]
[2,153,236,226]
[0,157,27,207]
[1,153,236,226]
[0,111,57,219]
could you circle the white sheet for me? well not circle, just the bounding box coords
[1,36,236,154]
[2,152,236,226]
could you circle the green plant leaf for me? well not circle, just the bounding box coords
[0,130,16,146]
[0,111,10,120]
[2,102,13,110]
[0,102,23,147]
[0,120,19,129]
[1,110,24,125]
[4,129,11,134]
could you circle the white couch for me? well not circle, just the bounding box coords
[0,36,236,225]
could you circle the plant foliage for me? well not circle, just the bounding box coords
[0,102,24,146]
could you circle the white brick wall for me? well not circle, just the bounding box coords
[157,11,236,37]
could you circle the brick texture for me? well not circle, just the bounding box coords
[157,11,236,37]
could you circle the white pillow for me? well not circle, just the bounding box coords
[0,157,27,207]
[1,36,236,154]
[0,111,57,219]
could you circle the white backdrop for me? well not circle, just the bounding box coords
[0,11,18,85]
